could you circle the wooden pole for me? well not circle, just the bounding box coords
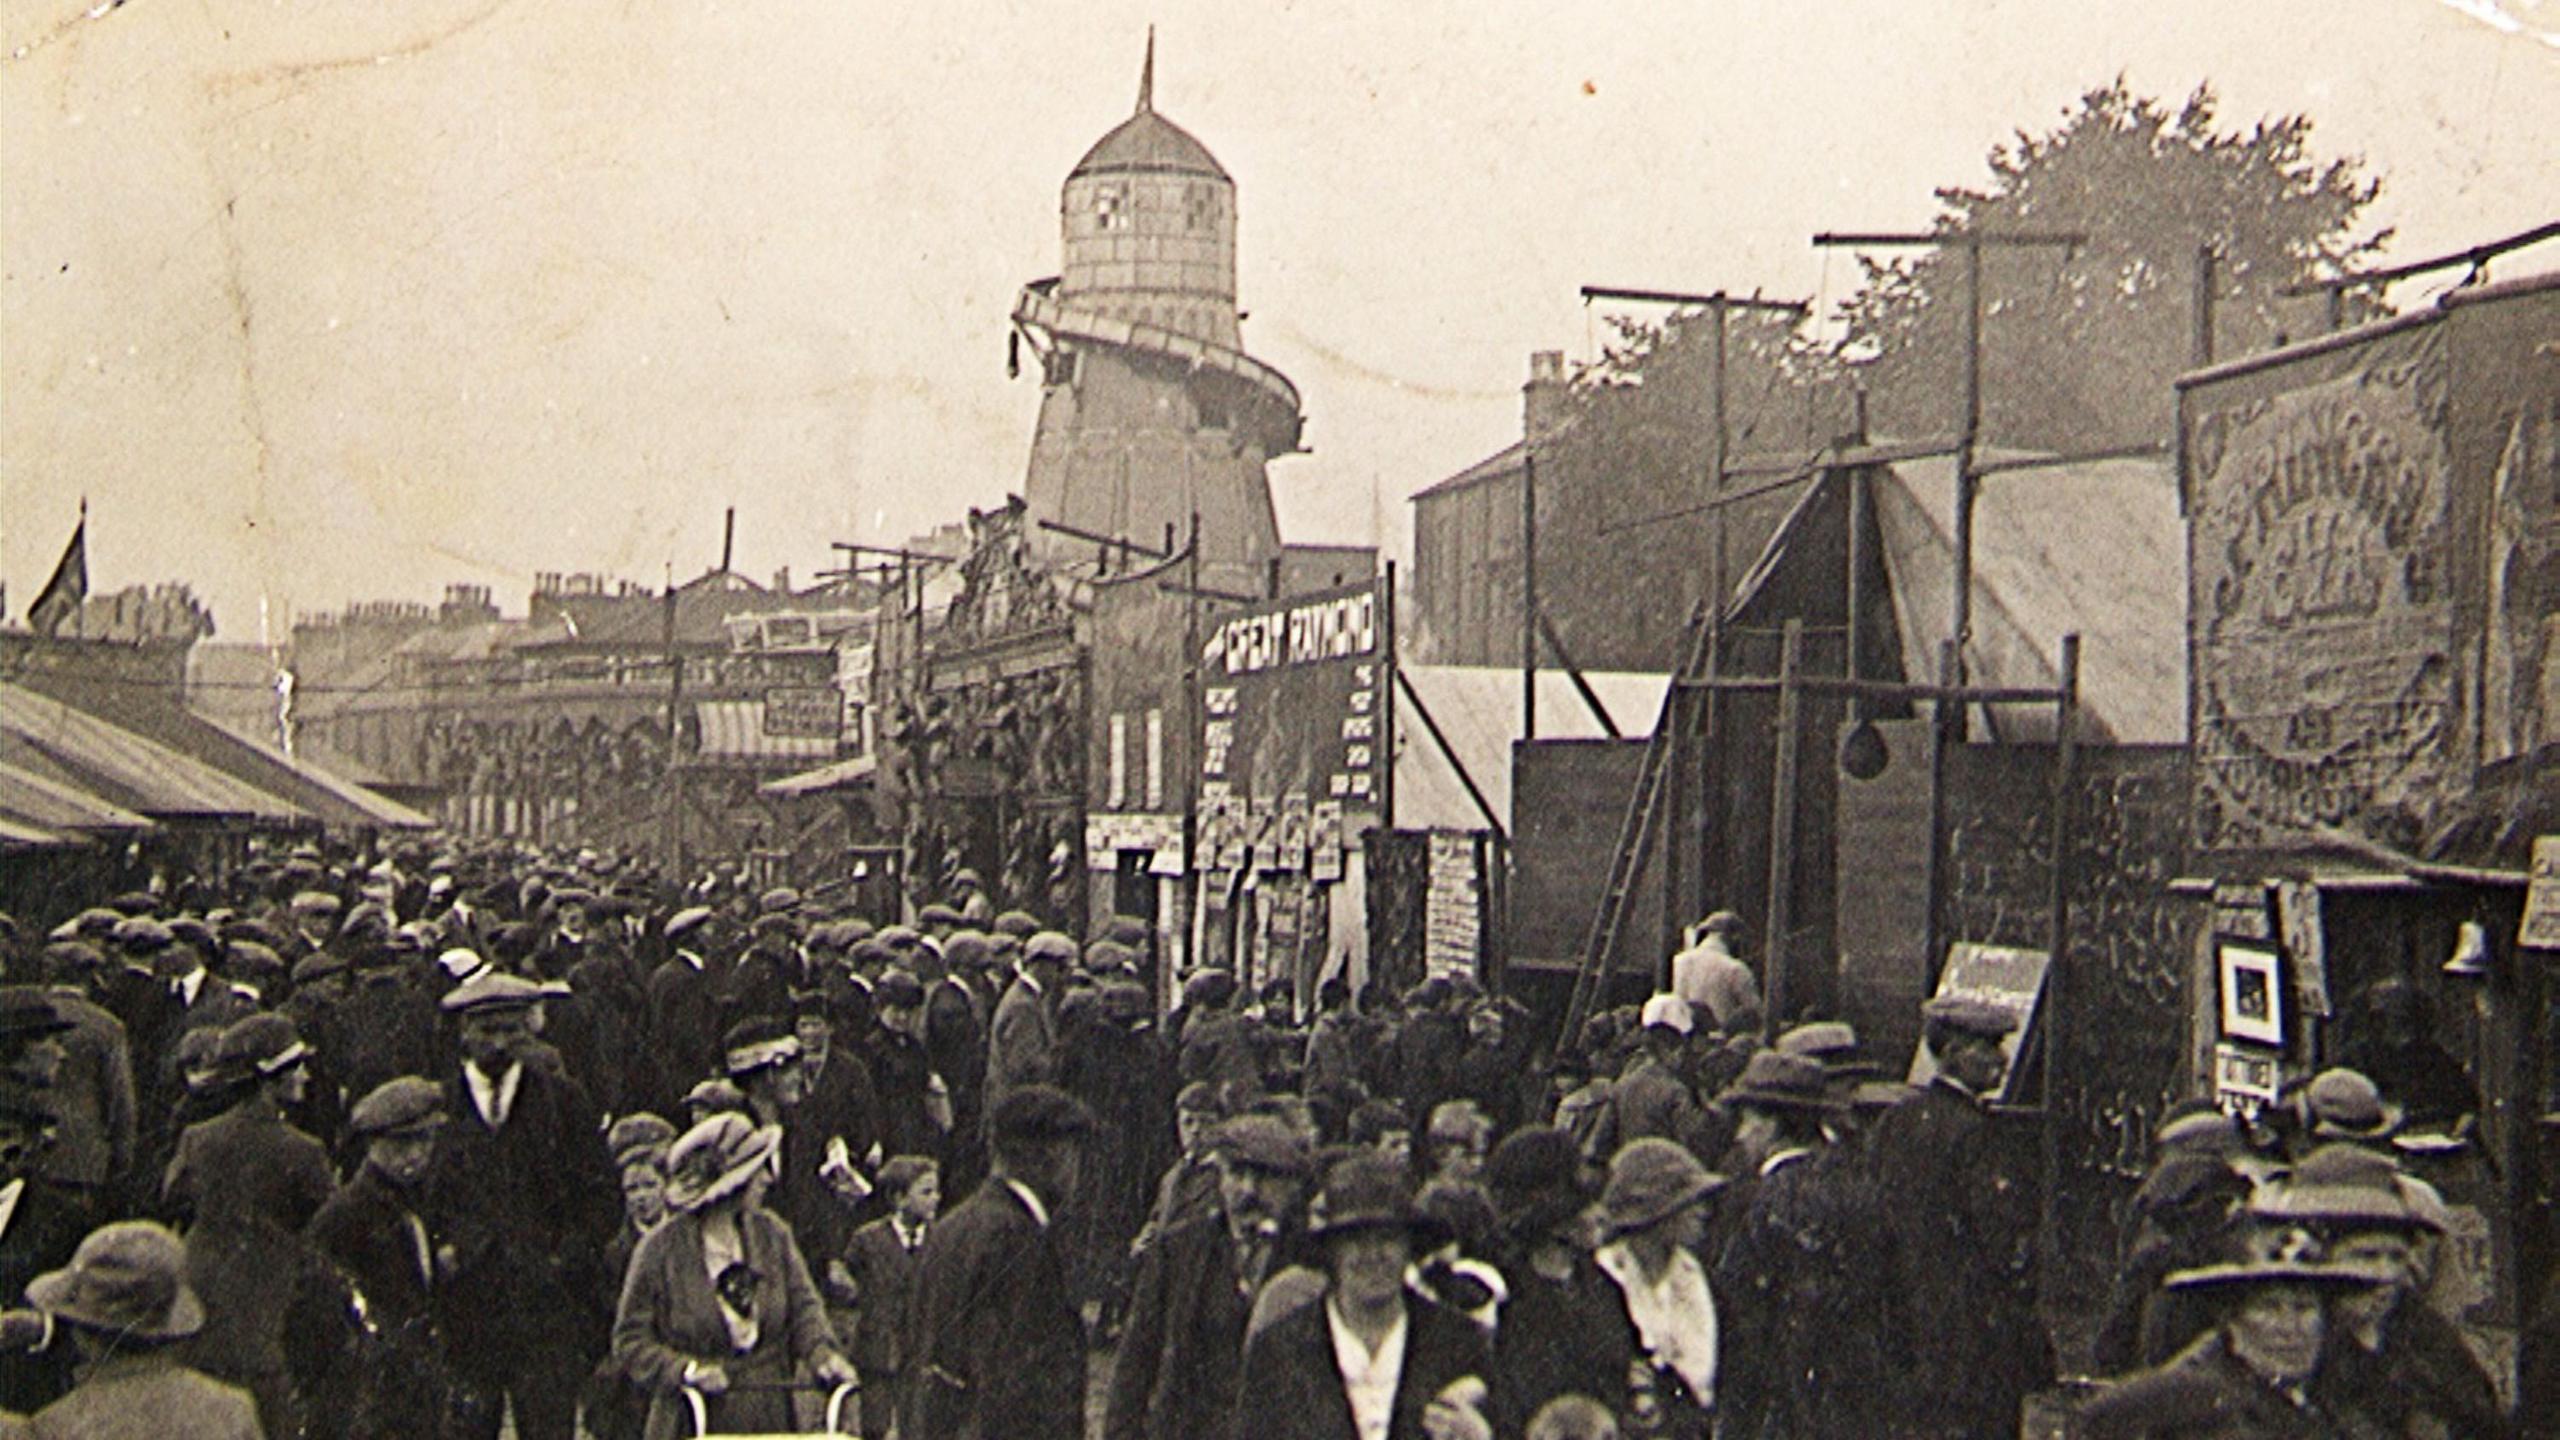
[2192,245,2219,369]
[1922,639,1959,994]
[1521,451,1538,743]
[1381,560,1398,833]
[1181,511,1202,989]
[1762,619,1804,1038]
[1844,467,1869,690]
[660,570,683,878]
[1951,242,1982,710]
[2039,633,2080,1314]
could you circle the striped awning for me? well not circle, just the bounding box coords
[692,700,838,766]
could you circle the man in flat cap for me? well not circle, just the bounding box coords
[428,973,618,1440]
[310,1076,455,1440]
[646,905,725,1113]
[983,932,1070,1119]
[1867,994,2051,1438]
[1105,1113,1313,1440]
[161,1012,337,1439]
[907,1084,1096,1440]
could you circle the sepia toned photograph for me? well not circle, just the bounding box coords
[3,2,2557,1436]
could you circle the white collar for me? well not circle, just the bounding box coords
[1323,1296,1409,1440]
[1595,1239,1719,1406]
[1759,1147,1812,1178]
[678,949,706,971]
[173,967,207,1006]
[891,1214,927,1250]
[1003,1177,1050,1230]
[0,1176,24,1244]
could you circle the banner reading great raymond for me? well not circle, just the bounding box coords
[1197,580,1384,874]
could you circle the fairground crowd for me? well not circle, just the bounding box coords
[0,836,2535,1439]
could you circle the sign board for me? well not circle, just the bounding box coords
[2213,1042,2282,1114]
[2217,943,2286,1047]
[2521,836,2560,950]
[1197,581,1384,871]
[1908,942,2049,1102]
[762,685,844,740]
[2185,327,2459,852]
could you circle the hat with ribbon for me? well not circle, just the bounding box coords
[2251,1143,2441,1234]
[1601,1138,1727,1236]
[213,1013,310,1080]
[663,1112,783,1213]
[2165,1221,2396,1292]
[26,1221,207,1340]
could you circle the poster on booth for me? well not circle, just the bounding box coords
[1198,581,1386,870]
[1908,942,2049,1102]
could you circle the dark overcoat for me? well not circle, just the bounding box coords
[1230,1291,1493,1440]
[904,1180,1081,1440]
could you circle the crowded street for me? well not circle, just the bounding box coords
[5,3,2558,1437]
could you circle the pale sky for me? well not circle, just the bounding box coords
[5,0,2555,637]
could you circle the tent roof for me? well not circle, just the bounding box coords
[1874,453,2186,745]
[1395,665,1668,832]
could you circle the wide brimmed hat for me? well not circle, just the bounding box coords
[663,1113,782,1213]
[1306,1153,1444,1245]
[1602,1138,1727,1236]
[1720,1051,1840,1115]
[27,1221,206,1340]
[2250,1144,2441,1234]
[1773,1020,1877,1076]
[2304,1069,2404,1142]
[2165,1224,2396,1292]
[1486,1126,1592,1241]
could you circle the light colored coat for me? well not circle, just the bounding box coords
[611,1205,841,1440]
[25,1352,263,1440]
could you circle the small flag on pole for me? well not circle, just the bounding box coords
[29,503,88,638]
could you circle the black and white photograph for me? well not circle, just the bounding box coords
[3,2,2557,1437]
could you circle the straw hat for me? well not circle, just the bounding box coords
[663,1113,782,1213]
[2250,1144,2441,1234]
[2164,1223,2395,1292]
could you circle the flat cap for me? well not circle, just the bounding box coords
[1638,992,1694,1035]
[1024,931,1078,965]
[916,903,962,927]
[1211,1114,1314,1178]
[1921,994,2019,1039]
[665,906,714,943]
[874,970,925,1008]
[289,951,349,985]
[348,1077,448,1138]
[757,887,802,915]
[112,917,173,952]
[991,910,1042,939]
[439,970,557,1014]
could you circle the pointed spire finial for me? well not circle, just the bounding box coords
[1137,27,1154,114]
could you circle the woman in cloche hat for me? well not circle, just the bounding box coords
[1594,1138,1729,1440]
[609,1111,855,1440]
[20,1220,263,1438]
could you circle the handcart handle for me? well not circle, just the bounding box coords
[681,1378,862,1437]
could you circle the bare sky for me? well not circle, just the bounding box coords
[5,0,2555,637]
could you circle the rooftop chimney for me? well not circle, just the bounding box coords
[1524,350,1568,448]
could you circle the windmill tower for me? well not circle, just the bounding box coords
[1013,35,1304,592]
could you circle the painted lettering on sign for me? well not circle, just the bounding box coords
[1210,592,1378,675]
[2189,331,2456,852]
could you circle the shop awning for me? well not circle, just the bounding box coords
[0,760,156,836]
[692,700,838,766]
[0,684,303,823]
[0,816,74,849]
[759,753,878,797]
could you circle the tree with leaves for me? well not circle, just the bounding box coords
[1831,77,2391,453]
